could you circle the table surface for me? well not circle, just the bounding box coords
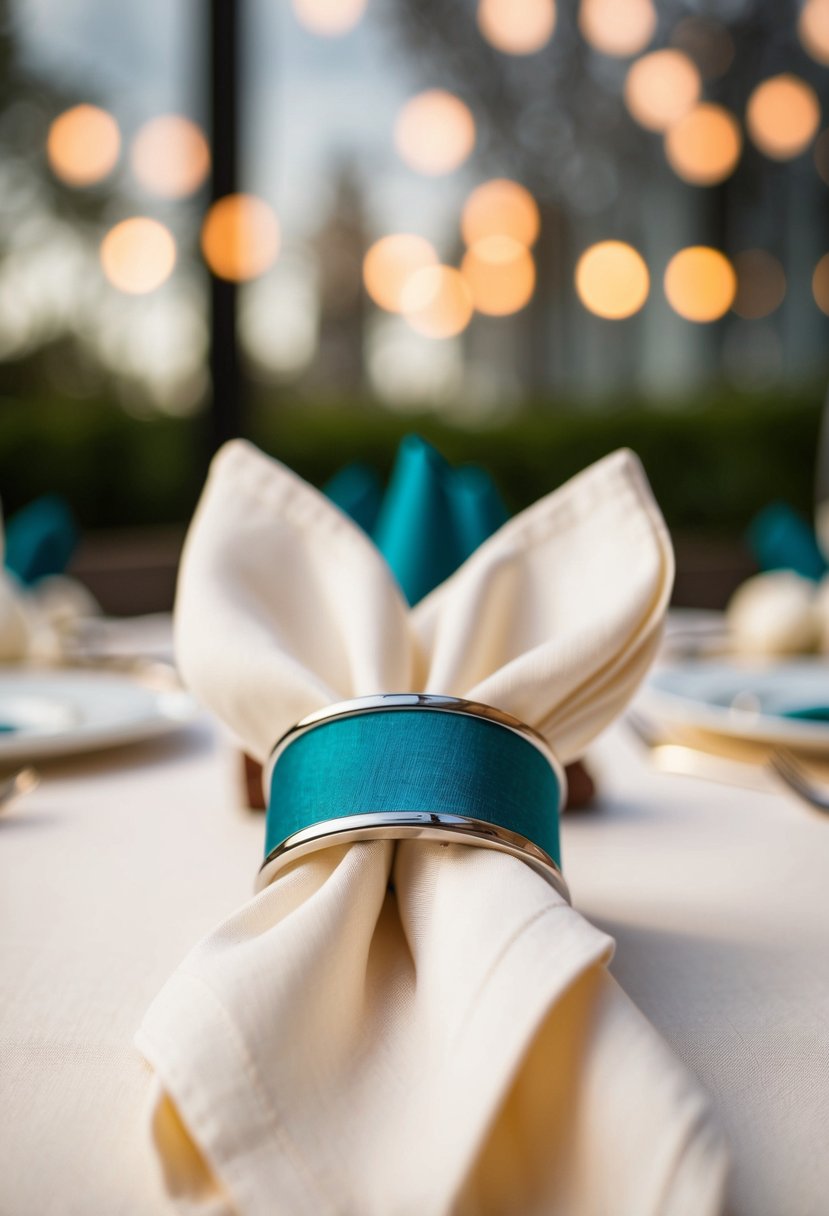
[2,687,828,1216]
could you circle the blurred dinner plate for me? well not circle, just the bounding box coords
[0,666,195,762]
[644,658,829,753]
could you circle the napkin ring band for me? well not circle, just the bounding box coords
[256,694,569,902]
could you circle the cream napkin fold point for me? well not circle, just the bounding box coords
[142,439,727,1216]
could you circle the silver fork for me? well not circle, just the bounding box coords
[768,750,829,815]
[627,710,829,813]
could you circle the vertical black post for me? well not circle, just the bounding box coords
[208,0,243,452]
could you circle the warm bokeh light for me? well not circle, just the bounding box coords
[664,103,742,185]
[799,0,829,66]
[47,104,120,187]
[461,179,540,249]
[363,234,438,313]
[130,115,210,199]
[672,15,734,80]
[624,49,701,133]
[664,246,736,323]
[812,253,829,314]
[292,0,366,35]
[578,0,657,58]
[394,90,476,176]
[746,75,821,160]
[99,218,176,294]
[461,236,536,316]
[477,0,556,55]
[732,250,786,320]
[401,265,473,338]
[201,194,280,282]
[574,241,650,320]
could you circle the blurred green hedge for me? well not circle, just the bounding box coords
[0,391,820,537]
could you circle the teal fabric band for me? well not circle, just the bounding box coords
[265,708,561,867]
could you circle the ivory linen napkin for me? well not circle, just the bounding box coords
[138,440,727,1216]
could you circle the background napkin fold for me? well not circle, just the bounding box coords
[324,435,508,606]
[139,440,727,1216]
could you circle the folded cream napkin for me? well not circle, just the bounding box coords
[727,568,829,654]
[0,506,97,662]
[138,440,727,1216]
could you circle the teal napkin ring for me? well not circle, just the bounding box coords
[256,694,569,902]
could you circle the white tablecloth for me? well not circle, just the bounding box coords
[2,707,828,1215]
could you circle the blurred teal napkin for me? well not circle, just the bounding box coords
[747,501,828,582]
[4,495,78,586]
[324,435,508,605]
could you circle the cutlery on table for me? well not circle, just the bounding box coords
[626,710,829,814]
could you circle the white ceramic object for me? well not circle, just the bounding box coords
[0,667,195,762]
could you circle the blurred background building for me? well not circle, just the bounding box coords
[0,0,826,608]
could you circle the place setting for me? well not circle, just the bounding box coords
[631,489,829,811]
[4,2,829,1215]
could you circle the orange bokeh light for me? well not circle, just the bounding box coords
[363,234,438,313]
[732,250,786,320]
[100,218,176,294]
[201,194,280,282]
[401,265,473,338]
[461,236,536,316]
[624,50,701,132]
[477,0,556,55]
[47,104,120,187]
[664,103,742,185]
[799,0,829,66]
[746,74,820,160]
[292,0,366,35]
[574,241,649,320]
[130,115,210,199]
[578,0,656,58]
[812,253,829,314]
[664,247,736,323]
[461,179,540,249]
[394,90,476,176]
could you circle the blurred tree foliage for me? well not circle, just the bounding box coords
[0,390,819,538]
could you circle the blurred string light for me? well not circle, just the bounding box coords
[812,253,829,314]
[461,236,536,315]
[400,265,473,338]
[664,103,742,185]
[799,0,829,66]
[100,218,176,294]
[291,0,366,36]
[47,104,120,187]
[574,241,649,319]
[746,74,820,160]
[624,50,701,132]
[664,246,736,322]
[578,0,656,58]
[201,194,280,281]
[363,234,438,312]
[130,115,210,199]
[477,0,556,55]
[732,250,786,319]
[394,90,476,176]
[461,179,540,248]
[671,15,734,80]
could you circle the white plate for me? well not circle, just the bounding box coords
[643,658,829,752]
[0,667,196,763]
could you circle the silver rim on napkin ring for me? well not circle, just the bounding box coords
[256,693,570,903]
